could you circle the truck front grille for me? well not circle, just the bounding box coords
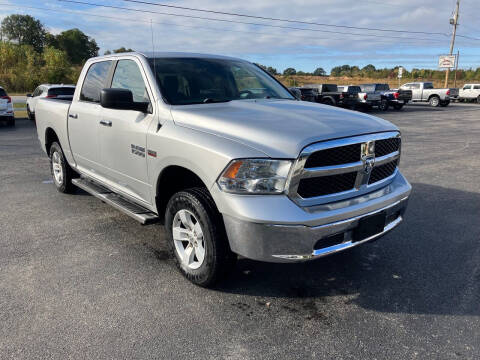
[288,132,401,206]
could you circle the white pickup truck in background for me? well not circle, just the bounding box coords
[458,84,480,103]
[399,82,458,107]
[34,52,411,287]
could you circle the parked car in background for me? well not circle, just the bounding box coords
[0,86,14,126]
[306,84,343,106]
[337,85,363,109]
[458,84,480,103]
[26,84,75,120]
[358,84,383,110]
[34,52,410,287]
[399,82,458,107]
[287,87,301,100]
[360,83,412,111]
[291,87,317,102]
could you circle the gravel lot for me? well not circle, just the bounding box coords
[1,103,479,359]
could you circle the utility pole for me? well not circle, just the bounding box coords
[444,0,460,88]
[454,50,460,88]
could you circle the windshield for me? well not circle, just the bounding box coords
[148,57,294,105]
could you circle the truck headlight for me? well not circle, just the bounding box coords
[217,159,293,194]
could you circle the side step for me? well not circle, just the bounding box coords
[72,178,160,225]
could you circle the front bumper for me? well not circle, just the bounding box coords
[219,171,411,262]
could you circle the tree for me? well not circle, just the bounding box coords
[54,28,99,65]
[283,67,296,76]
[42,47,71,84]
[104,50,112,55]
[313,67,326,76]
[1,14,47,52]
[113,47,134,53]
[266,66,278,75]
[362,64,376,72]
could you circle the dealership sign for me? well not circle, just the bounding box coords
[438,55,456,68]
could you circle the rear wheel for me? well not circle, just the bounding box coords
[440,100,450,107]
[49,142,75,193]
[429,96,440,107]
[165,188,236,287]
[379,99,389,111]
[393,103,404,110]
[321,97,335,106]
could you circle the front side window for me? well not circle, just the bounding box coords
[80,61,112,103]
[148,57,293,105]
[111,60,150,103]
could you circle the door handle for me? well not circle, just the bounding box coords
[69,113,78,119]
[99,119,112,127]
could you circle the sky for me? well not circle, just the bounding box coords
[0,0,479,72]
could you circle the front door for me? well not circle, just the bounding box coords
[68,60,112,176]
[98,59,155,204]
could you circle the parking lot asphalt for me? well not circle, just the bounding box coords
[1,103,479,359]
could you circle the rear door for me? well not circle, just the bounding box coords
[68,60,112,176]
[98,58,155,204]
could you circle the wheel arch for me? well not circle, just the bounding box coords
[45,127,60,155]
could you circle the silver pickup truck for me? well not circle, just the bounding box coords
[399,82,458,107]
[35,52,411,287]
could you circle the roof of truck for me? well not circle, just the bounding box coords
[93,51,243,61]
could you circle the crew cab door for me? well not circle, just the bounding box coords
[68,60,112,175]
[98,59,155,204]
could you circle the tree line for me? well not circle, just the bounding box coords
[0,14,133,93]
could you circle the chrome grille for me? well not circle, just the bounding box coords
[288,132,401,207]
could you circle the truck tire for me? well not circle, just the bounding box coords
[49,142,75,193]
[477,96,480,104]
[321,97,335,106]
[429,96,440,107]
[165,188,236,287]
[379,99,389,111]
[393,103,404,110]
[440,100,450,107]
[7,117,15,126]
[27,105,35,121]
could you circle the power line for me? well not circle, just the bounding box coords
[0,2,444,46]
[118,0,450,36]
[56,0,461,43]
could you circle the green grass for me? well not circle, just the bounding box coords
[13,102,26,109]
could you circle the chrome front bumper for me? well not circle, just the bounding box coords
[221,172,411,263]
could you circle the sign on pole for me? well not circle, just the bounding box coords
[438,55,456,68]
[397,67,403,78]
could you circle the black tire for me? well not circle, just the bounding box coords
[321,97,335,106]
[165,188,236,287]
[6,117,15,126]
[477,96,480,104]
[440,100,450,107]
[49,142,75,193]
[27,105,35,121]
[429,96,440,107]
[379,99,389,111]
[393,103,404,110]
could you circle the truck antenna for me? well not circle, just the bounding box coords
[150,19,157,81]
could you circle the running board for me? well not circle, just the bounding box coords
[72,178,160,225]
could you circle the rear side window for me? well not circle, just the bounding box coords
[80,61,112,103]
[48,87,75,96]
[424,83,434,89]
[0,88,6,97]
[111,60,150,103]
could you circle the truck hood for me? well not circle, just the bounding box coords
[170,99,398,158]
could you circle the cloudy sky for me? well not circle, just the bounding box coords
[1,0,479,72]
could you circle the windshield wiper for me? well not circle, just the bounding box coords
[202,98,231,103]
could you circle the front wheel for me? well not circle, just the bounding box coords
[49,142,75,193]
[27,105,35,121]
[165,188,236,287]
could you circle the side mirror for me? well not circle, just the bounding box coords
[101,88,150,112]
[26,94,32,97]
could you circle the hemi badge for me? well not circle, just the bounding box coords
[147,150,157,158]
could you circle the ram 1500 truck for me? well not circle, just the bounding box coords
[360,83,412,111]
[35,52,411,287]
[399,82,458,107]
